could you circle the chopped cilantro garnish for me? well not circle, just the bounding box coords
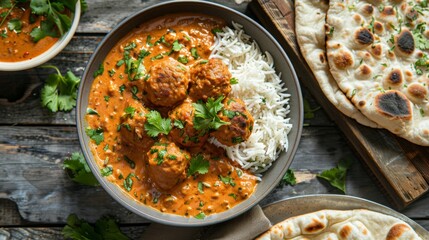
[86,108,99,116]
[219,175,236,187]
[104,96,110,102]
[188,154,209,176]
[151,54,164,61]
[194,212,206,219]
[119,84,125,94]
[93,63,104,78]
[124,155,136,169]
[123,173,135,192]
[144,110,172,137]
[146,35,153,46]
[230,77,238,85]
[156,149,167,165]
[198,181,204,193]
[85,127,104,145]
[100,166,113,177]
[172,40,183,52]
[191,47,199,59]
[7,18,22,33]
[40,65,80,112]
[177,56,188,64]
[124,106,136,119]
[63,152,99,186]
[232,136,243,144]
[228,193,237,199]
[174,119,185,129]
[211,28,222,34]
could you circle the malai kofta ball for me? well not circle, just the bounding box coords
[169,98,209,147]
[145,58,189,107]
[146,138,190,190]
[118,101,154,150]
[211,98,254,146]
[189,58,232,101]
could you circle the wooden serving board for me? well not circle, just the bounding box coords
[249,0,429,209]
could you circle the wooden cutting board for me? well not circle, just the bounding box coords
[249,0,429,209]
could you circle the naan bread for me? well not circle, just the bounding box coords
[256,209,422,240]
[295,0,378,128]
[326,0,429,146]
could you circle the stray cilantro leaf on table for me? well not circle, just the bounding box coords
[40,65,80,112]
[62,214,129,240]
[193,95,229,134]
[303,98,320,120]
[144,110,172,137]
[280,169,296,186]
[317,158,352,194]
[187,154,209,176]
[63,152,99,186]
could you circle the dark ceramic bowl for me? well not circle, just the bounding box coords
[77,0,303,226]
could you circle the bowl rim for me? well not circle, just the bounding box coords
[77,0,303,227]
[0,1,81,71]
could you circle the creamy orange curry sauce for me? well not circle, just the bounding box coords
[0,2,58,62]
[86,14,257,218]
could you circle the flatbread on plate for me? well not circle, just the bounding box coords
[256,209,422,240]
[295,0,378,128]
[326,0,429,146]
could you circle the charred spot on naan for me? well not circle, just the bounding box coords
[406,83,428,103]
[386,223,412,240]
[396,30,415,55]
[375,91,412,119]
[384,69,404,87]
[355,64,372,79]
[370,44,383,58]
[380,6,396,17]
[303,217,326,234]
[373,21,384,34]
[361,4,374,16]
[354,28,374,46]
[332,49,354,69]
[319,53,326,64]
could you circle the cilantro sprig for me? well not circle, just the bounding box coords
[187,154,209,176]
[62,214,129,240]
[144,110,172,137]
[317,158,352,193]
[40,65,80,112]
[63,152,99,186]
[193,96,229,134]
[280,169,297,186]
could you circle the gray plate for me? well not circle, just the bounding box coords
[77,0,303,226]
[262,194,429,238]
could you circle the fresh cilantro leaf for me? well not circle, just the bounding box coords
[415,53,429,75]
[63,152,99,186]
[172,40,183,52]
[211,28,222,34]
[188,154,209,176]
[173,119,185,129]
[30,19,58,42]
[191,47,199,59]
[93,63,104,78]
[230,77,238,85]
[123,173,135,192]
[100,166,113,177]
[40,65,80,112]
[85,127,104,145]
[193,96,229,133]
[223,109,237,119]
[413,23,429,50]
[219,175,236,186]
[7,18,22,33]
[280,169,296,186]
[228,193,237,199]
[144,110,172,137]
[146,35,153,46]
[231,136,243,144]
[62,214,129,240]
[194,212,206,219]
[151,54,163,61]
[317,158,352,193]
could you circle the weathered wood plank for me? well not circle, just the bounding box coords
[0,226,147,239]
[1,125,428,226]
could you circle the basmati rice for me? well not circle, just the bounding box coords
[210,22,293,174]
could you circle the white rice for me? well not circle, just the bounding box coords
[210,22,293,174]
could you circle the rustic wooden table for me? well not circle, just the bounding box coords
[0,0,428,239]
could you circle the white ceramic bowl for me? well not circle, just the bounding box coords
[0,1,81,71]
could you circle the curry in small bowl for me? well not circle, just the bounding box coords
[0,0,81,71]
[77,1,303,226]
